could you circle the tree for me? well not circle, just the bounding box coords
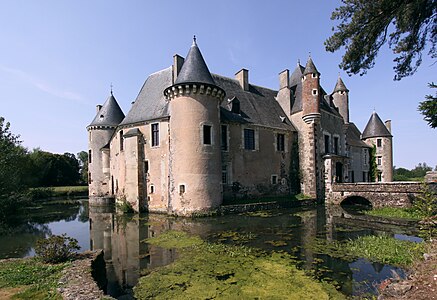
[325,0,436,127]
[418,82,437,128]
[76,151,88,185]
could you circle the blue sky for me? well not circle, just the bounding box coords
[0,0,435,170]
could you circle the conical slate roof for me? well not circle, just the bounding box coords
[303,56,319,75]
[333,76,349,93]
[174,37,216,86]
[88,92,125,127]
[361,111,392,139]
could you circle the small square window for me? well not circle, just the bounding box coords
[312,73,317,78]
[271,175,278,185]
[377,138,382,147]
[179,184,186,195]
[377,156,382,165]
[312,89,318,95]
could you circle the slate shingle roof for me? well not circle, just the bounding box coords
[88,93,125,127]
[303,57,319,75]
[346,123,371,148]
[333,76,349,93]
[362,111,392,139]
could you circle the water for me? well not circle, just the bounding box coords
[0,200,420,298]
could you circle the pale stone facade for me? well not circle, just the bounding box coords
[87,39,393,214]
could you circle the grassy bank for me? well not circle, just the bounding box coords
[364,207,424,220]
[0,258,68,299]
[135,230,345,299]
[28,186,88,201]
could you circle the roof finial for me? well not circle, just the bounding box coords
[110,83,113,95]
[192,35,197,46]
[309,51,311,58]
[297,59,300,66]
[338,72,341,78]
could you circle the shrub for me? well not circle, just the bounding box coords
[35,234,80,263]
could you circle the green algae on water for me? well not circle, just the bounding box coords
[135,230,345,300]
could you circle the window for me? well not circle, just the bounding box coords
[378,172,382,182]
[144,160,149,174]
[312,73,317,78]
[244,129,255,150]
[119,130,124,151]
[231,98,240,114]
[150,185,155,194]
[151,123,159,147]
[363,172,367,182]
[324,135,330,154]
[363,149,369,166]
[334,137,339,154]
[221,125,228,151]
[271,175,278,185]
[312,89,318,95]
[203,125,212,145]
[88,149,92,164]
[377,138,382,147]
[277,133,285,151]
[377,156,382,165]
[222,165,228,184]
[88,172,91,184]
[179,184,186,195]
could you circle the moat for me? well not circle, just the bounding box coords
[0,199,422,299]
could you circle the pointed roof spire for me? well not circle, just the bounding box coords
[333,75,349,93]
[174,36,216,86]
[88,93,125,127]
[303,55,319,75]
[362,111,392,139]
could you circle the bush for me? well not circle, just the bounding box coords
[27,187,54,200]
[35,234,80,263]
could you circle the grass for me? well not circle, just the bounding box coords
[135,230,345,300]
[0,257,68,299]
[364,207,424,220]
[309,234,426,267]
[28,186,88,201]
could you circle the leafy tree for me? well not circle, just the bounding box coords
[76,151,88,185]
[325,0,436,126]
[418,82,437,128]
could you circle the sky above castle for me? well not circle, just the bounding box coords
[0,0,435,170]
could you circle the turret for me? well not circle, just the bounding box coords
[164,37,225,215]
[87,91,125,203]
[362,111,393,182]
[332,75,350,123]
[301,56,321,124]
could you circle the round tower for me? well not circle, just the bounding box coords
[301,56,321,124]
[164,37,225,216]
[87,92,125,204]
[362,111,393,182]
[331,75,350,123]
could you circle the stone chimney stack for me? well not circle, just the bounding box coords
[235,69,249,91]
[279,69,289,90]
[173,54,185,84]
[385,120,392,133]
[96,105,102,113]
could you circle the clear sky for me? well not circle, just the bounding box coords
[0,0,435,170]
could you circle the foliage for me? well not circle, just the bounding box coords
[34,234,80,264]
[0,257,67,299]
[116,195,134,213]
[135,230,345,300]
[310,234,426,267]
[393,162,433,181]
[76,150,88,185]
[413,181,437,218]
[418,82,437,128]
[369,145,378,182]
[364,207,423,220]
[325,0,436,80]
[27,187,55,200]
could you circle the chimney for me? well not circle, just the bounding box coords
[279,69,289,90]
[235,69,249,91]
[173,54,185,84]
[385,120,392,133]
[96,105,102,113]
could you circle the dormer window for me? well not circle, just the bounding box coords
[228,97,240,114]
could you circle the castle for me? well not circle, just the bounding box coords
[87,38,393,215]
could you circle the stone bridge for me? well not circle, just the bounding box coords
[326,182,437,208]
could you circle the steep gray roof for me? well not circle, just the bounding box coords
[333,76,349,93]
[88,93,125,127]
[346,123,371,148]
[303,57,319,75]
[213,74,295,131]
[362,111,392,139]
[174,39,215,86]
[119,67,172,125]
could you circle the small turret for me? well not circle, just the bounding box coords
[362,111,393,182]
[332,75,350,123]
[87,92,125,203]
[301,56,321,124]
